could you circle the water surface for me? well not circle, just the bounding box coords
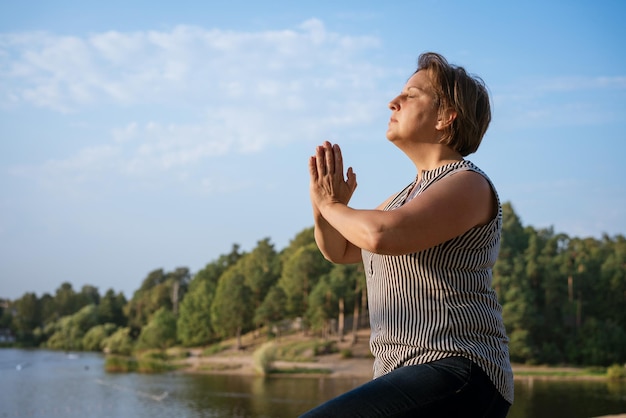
[1,349,625,417]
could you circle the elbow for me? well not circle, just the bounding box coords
[319,251,353,265]
[323,253,344,264]
[361,225,413,256]
[314,237,351,264]
[318,247,340,264]
[361,228,389,255]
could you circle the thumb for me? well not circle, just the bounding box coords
[346,167,357,192]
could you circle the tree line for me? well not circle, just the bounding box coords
[1,202,625,367]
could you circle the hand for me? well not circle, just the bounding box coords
[309,141,357,210]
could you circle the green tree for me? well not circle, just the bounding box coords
[45,316,74,350]
[306,264,361,340]
[240,238,281,327]
[12,292,40,345]
[280,227,316,263]
[124,268,185,331]
[327,263,361,342]
[39,293,57,326]
[82,323,118,351]
[492,203,536,363]
[78,285,100,308]
[137,307,178,350]
[211,265,253,349]
[168,267,191,315]
[98,289,127,327]
[576,318,626,365]
[177,278,216,346]
[177,245,243,347]
[0,300,12,330]
[600,235,626,327]
[536,232,571,363]
[350,263,367,345]
[45,304,99,351]
[493,202,528,300]
[102,327,134,355]
[254,285,287,336]
[307,276,334,338]
[278,243,332,319]
[54,282,79,317]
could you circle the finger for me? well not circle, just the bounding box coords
[309,156,318,181]
[316,146,326,175]
[324,141,334,175]
[333,144,344,179]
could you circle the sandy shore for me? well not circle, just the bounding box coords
[178,330,375,379]
[175,330,611,381]
[180,350,375,379]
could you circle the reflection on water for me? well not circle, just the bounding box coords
[179,373,369,417]
[510,377,626,418]
[1,349,625,417]
[0,349,368,417]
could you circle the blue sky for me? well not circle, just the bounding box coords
[1,0,625,300]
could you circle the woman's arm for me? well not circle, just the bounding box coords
[315,170,496,255]
[312,204,363,264]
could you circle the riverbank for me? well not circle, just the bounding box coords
[177,329,374,379]
[173,329,617,381]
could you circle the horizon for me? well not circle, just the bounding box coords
[2,213,623,301]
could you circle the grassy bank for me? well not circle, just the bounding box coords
[513,363,626,380]
[105,348,188,373]
[102,328,626,381]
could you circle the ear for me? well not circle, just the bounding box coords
[436,108,457,131]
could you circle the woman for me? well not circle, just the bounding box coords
[303,52,513,417]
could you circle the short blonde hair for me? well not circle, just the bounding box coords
[417,52,491,156]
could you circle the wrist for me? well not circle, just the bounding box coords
[319,199,342,217]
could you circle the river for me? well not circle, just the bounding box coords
[1,349,625,417]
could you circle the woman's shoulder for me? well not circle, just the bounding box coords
[441,160,496,191]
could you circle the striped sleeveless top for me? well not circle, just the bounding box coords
[361,160,514,404]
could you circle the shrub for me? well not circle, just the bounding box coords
[607,363,626,380]
[136,308,177,350]
[136,358,174,373]
[82,323,117,352]
[105,356,137,373]
[102,327,134,356]
[253,342,277,376]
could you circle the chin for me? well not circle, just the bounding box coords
[386,132,398,142]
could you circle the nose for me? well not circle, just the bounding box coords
[388,95,400,111]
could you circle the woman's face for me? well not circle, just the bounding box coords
[386,70,441,145]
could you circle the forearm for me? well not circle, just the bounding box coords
[313,206,362,264]
[316,202,383,256]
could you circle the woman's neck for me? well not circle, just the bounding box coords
[403,143,463,180]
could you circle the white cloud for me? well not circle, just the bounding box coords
[1,19,383,110]
[2,20,392,193]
